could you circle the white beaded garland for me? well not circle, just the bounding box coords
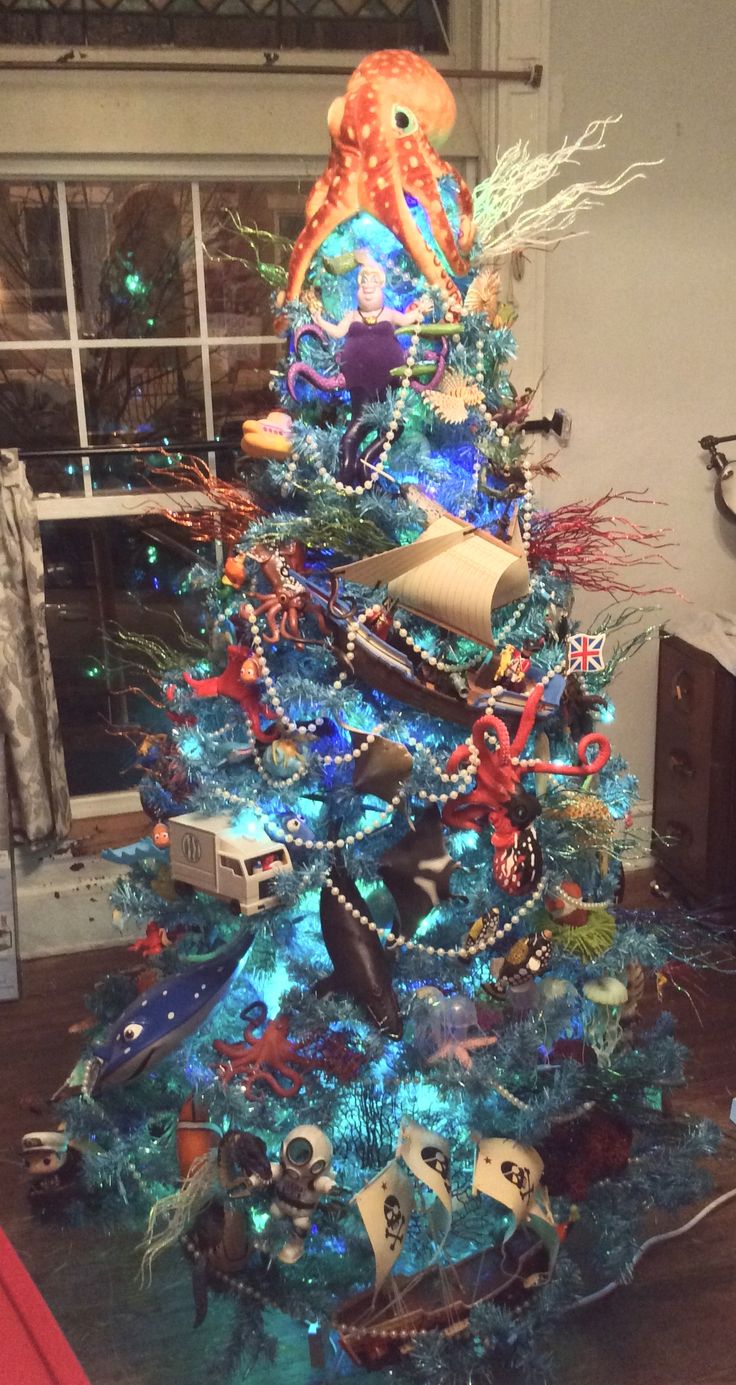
[323,872,547,961]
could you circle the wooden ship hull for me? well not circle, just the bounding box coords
[336,619,563,731]
[334,1224,551,1370]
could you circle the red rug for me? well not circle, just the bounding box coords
[0,1228,91,1384]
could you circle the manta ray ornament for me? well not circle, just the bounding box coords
[80,933,255,1095]
[379,805,460,941]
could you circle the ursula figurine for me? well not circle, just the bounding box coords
[288,253,446,485]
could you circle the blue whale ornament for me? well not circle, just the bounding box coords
[83,932,254,1095]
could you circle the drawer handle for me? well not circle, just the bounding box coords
[668,750,694,778]
[671,668,694,710]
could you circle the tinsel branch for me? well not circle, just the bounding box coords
[529,490,681,595]
[473,116,661,261]
[147,452,263,548]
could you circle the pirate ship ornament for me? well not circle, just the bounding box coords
[337,1125,559,1370]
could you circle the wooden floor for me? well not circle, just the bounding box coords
[2,880,736,1384]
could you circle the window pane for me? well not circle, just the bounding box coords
[200,180,305,336]
[210,341,284,440]
[0,3,449,52]
[67,182,198,340]
[41,516,212,796]
[0,348,82,494]
[79,345,205,487]
[0,182,68,341]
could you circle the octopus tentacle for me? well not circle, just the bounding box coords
[287,361,346,396]
[287,171,360,302]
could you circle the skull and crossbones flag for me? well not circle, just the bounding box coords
[472,1137,543,1226]
[397,1118,453,1215]
[353,1160,414,1290]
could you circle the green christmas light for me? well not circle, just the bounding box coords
[124,271,145,296]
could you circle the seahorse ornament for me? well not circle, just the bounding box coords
[284,49,475,309]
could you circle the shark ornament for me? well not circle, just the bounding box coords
[316,868,402,1039]
[81,932,254,1095]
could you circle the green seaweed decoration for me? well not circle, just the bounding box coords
[206,210,294,291]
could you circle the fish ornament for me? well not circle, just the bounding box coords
[423,369,484,425]
[283,50,475,310]
[481,930,554,999]
[83,932,254,1094]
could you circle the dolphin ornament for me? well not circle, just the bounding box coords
[82,932,254,1095]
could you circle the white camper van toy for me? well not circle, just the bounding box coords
[168,812,292,917]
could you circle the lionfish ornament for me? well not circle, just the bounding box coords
[423,369,485,425]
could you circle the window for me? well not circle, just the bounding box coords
[0,176,307,797]
[219,856,245,877]
[2,1,450,53]
[0,178,306,493]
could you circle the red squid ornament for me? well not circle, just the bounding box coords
[442,681,611,896]
[183,645,278,744]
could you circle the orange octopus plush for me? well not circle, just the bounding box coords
[285,49,475,309]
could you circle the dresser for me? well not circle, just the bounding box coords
[652,634,736,905]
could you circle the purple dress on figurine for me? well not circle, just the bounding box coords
[338,318,407,406]
[336,318,408,484]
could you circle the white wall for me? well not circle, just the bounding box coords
[542,0,736,808]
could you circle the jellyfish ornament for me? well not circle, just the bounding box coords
[582,976,629,1066]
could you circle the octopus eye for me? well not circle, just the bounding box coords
[392,104,418,136]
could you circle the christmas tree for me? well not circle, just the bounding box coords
[46,50,724,1384]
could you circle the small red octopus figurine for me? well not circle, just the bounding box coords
[443,681,611,896]
[213,1003,318,1099]
[183,644,278,743]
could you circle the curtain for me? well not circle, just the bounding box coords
[0,450,71,846]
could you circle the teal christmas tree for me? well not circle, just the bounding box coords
[46,50,724,1384]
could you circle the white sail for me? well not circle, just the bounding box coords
[472,1137,544,1226]
[397,1119,453,1215]
[353,1160,414,1290]
[338,516,529,648]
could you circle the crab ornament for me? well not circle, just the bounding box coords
[268,1124,337,1264]
[443,681,611,896]
[283,50,475,311]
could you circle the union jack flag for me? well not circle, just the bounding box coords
[567,632,606,673]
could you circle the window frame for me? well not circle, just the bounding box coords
[0,168,325,519]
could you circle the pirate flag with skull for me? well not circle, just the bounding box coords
[353,1160,414,1289]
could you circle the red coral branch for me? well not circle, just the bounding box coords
[529,490,681,596]
[147,452,262,549]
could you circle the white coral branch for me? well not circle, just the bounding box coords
[473,116,661,262]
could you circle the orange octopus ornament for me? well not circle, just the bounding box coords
[284,49,475,310]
